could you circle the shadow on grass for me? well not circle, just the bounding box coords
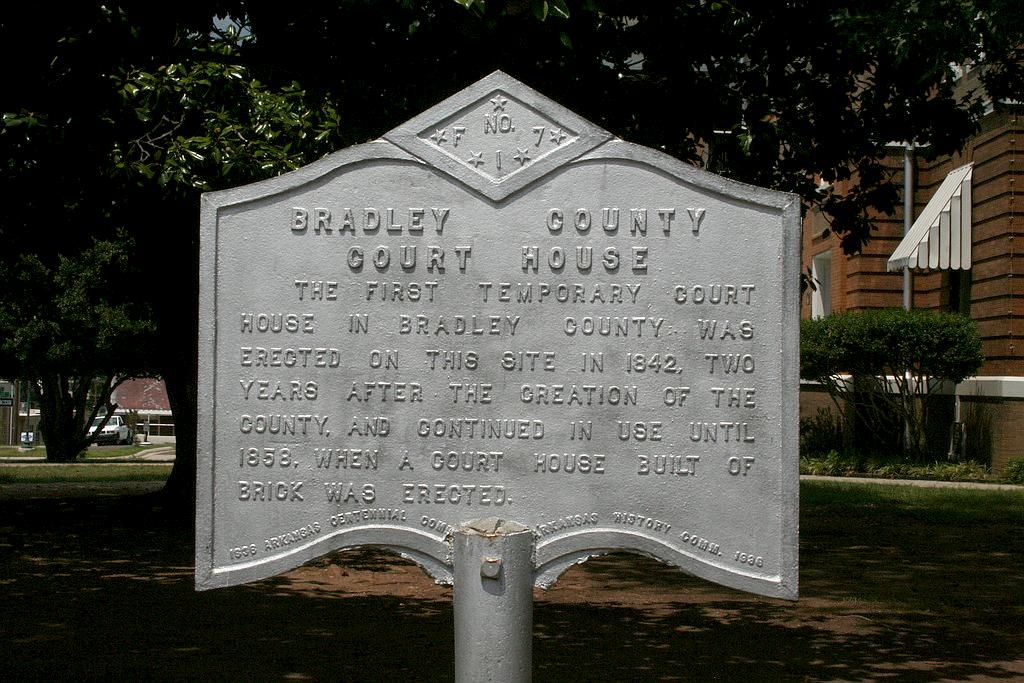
[0,484,1021,681]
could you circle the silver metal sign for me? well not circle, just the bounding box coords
[197,71,799,600]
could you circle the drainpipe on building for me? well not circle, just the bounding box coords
[904,144,914,311]
[903,144,914,451]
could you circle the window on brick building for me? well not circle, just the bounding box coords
[949,269,973,315]
[811,251,832,318]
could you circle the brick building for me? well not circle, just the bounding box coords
[801,100,1022,471]
[112,377,175,440]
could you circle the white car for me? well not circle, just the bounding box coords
[90,415,133,445]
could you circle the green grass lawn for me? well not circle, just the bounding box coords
[0,463,171,484]
[801,478,1023,525]
[0,446,47,458]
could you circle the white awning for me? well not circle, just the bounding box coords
[887,163,973,271]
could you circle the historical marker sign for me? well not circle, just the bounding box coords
[197,72,799,599]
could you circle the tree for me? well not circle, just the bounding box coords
[0,239,155,462]
[2,6,341,490]
[801,310,984,458]
[2,1,1021,503]
[108,32,344,500]
[240,0,1023,253]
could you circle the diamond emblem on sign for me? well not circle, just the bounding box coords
[385,71,611,201]
[415,90,577,182]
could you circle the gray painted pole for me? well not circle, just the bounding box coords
[453,518,534,683]
[903,144,915,450]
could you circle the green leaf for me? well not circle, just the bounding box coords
[549,0,570,20]
[560,31,573,49]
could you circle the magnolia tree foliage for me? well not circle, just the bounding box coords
[801,310,984,457]
[108,39,343,496]
[111,42,341,194]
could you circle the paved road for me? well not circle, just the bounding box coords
[113,445,175,462]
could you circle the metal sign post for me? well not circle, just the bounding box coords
[453,518,533,683]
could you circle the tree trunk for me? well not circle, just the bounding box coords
[161,358,197,514]
[148,200,201,519]
[37,373,90,462]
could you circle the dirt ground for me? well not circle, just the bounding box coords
[0,484,1021,682]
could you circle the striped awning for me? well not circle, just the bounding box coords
[887,163,973,271]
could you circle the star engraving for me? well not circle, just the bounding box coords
[549,128,567,145]
[490,96,508,112]
[429,128,448,145]
[466,151,485,168]
[512,148,531,166]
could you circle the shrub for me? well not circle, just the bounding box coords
[799,453,993,481]
[1005,458,1024,485]
[801,309,984,460]
[926,461,991,481]
[800,407,844,456]
[800,450,858,476]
